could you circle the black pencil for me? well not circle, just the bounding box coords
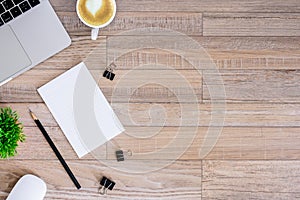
[29,109,81,190]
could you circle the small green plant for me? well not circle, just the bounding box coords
[0,107,25,158]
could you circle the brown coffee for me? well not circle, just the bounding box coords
[77,0,115,27]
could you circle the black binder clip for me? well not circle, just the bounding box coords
[115,149,133,162]
[103,62,116,81]
[116,150,125,162]
[99,176,115,195]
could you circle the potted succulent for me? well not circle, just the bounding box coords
[0,107,25,159]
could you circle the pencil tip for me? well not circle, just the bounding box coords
[29,109,37,120]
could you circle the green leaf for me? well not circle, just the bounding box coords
[0,107,25,159]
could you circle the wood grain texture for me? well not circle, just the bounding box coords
[203,69,300,102]
[0,69,202,103]
[203,13,300,36]
[3,125,299,161]
[113,103,300,127]
[6,126,300,160]
[202,161,300,199]
[107,36,300,70]
[0,160,201,200]
[2,103,300,127]
[115,0,300,12]
[1,0,300,199]
[3,65,300,104]
[57,11,202,36]
[110,12,202,36]
[107,127,300,160]
[50,0,300,13]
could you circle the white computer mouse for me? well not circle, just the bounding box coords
[6,174,47,200]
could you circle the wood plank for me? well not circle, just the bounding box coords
[110,12,202,36]
[202,161,300,199]
[111,103,300,127]
[50,0,300,13]
[210,56,300,70]
[9,125,300,161]
[98,69,202,103]
[107,127,300,160]
[203,70,300,103]
[115,0,300,12]
[203,13,300,36]
[0,68,202,103]
[57,12,202,36]
[0,160,201,200]
[107,36,300,70]
[8,126,300,160]
[195,37,300,65]
[262,127,300,159]
[1,103,300,127]
[207,127,300,159]
[50,0,75,12]
[107,126,204,160]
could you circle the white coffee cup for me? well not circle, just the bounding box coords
[76,0,116,40]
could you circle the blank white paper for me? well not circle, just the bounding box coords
[38,62,124,158]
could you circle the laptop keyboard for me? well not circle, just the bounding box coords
[0,0,40,26]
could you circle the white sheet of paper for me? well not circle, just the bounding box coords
[38,62,124,158]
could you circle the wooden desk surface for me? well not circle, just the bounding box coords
[1,0,300,199]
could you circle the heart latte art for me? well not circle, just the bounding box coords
[77,0,115,26]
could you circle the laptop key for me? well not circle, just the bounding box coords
[0,18,3,26]
[1,11,13,23]
[0,4,5,14]
[28,0,39,7]
[19,1,30,12]
[12,0,24,5]
[2,0,14,10]
[10,6,22,18]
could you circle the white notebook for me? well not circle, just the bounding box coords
[38,62,124,158]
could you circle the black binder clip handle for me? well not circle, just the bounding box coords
[99,182,110,195]
[99,176,115,195]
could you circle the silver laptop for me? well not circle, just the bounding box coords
[0,0,71,86]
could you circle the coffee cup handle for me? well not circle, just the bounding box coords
[91,28,99,40]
